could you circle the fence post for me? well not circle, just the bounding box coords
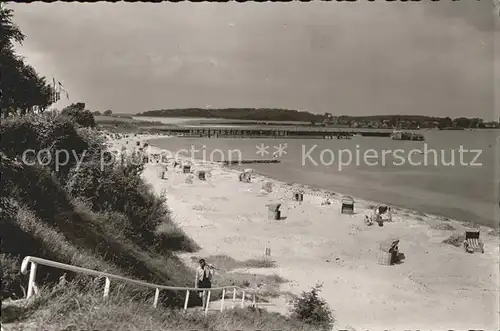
[205,290,211,315]
[184,290,190,311]
[103,277,110,298]
[232,287,236,308]
[252,293,256,307]
[26,262,37,299]
[241,290,245,308]
[220,288,226,312]
[153,288,160,308]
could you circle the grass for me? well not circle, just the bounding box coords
[187,255,286,302]
[429,222,456,231]
[2,281,323,331]
[442,233,465,247]
[95,115,168,134]
[190,254,277,271]
[488,228,500,237]
[460,220,481,229]
[94,115,158,124]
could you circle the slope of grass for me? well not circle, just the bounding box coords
[0,114,199,307]
[3,281,322,331]
[0,113,334,330]
[188,255,286,302]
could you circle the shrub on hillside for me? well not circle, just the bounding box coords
[290,283,334,330]
[14,282,319,331]
[0,254,24,300]
[61,102,96,128]
[442,233,466,247]
[65,159,175,249]
[0,114,46,157]
[0,115,104,180]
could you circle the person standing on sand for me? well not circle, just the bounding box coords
[194,259,213,309]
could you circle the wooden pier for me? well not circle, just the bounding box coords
[153,126,392,139]
[219,159,281,165]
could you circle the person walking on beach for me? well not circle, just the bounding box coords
[194,258,213,309]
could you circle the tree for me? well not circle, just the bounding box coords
[0,7,54,117]
[61,102,96,128]
[0,7,24,52]
[103,109,112,116]
[93,111,101,116]
[291,283,334,330]
[438,116,453,129]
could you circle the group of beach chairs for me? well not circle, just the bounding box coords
[157,158,210,183]
[236,171,486,257]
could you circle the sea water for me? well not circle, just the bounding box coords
[149,130,499,228]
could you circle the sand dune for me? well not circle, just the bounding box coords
[109,134,499,331]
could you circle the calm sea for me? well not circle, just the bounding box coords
[148,130,499,228]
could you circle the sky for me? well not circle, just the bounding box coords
[9,1,500,119]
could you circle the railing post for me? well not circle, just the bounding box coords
[220,288,226,312]
[153,288,160,308]
[103,277,110,298]
[241,290,245,308]
[232,287,236,308]
[184,290,190,311]
[205,290,211,315]
[26,262,37,299]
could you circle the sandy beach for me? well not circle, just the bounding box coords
[109,133,499,331]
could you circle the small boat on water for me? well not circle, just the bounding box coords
[390,130,425,141]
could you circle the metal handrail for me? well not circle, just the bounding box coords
[21,256,263,314]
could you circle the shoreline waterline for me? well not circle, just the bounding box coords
[146,136,498,230]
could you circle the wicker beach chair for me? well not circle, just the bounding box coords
[197,170,206,181]
[463,230,484,253]
[341,196,354,214]
[182,164,191,174]
[185,174,194,184]
[293,191,304,202]
[267,203,281,220]
[378,238,400,265]
[239,172,251,183]
[262,181,273,193]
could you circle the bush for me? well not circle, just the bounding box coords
[290,283,334,330]
[65,160,167,248]
[61,102,96,128]
[4,282,321,331]
[0,254,24,300]
[0,115,104,180]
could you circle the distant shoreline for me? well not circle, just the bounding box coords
[133,115,499,131]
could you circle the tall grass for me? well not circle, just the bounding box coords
[0,114,198,306]
[3,280,323,331]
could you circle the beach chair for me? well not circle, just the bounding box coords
[341,196,354,214]
[378,238,400,265]
[377,205,392,223]
[185,174,194,184]
[262,181,273,193]
[463,230,484,253]
[239,172,251,183]
[267,203,281,220]
[197,170,206,181]
[293,191,304,202]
